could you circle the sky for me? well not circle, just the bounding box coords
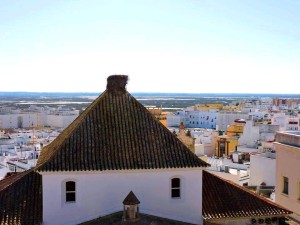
[0,0,299,94]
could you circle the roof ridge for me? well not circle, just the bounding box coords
[127,92,209,168]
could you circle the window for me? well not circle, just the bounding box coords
[171,178,181,198]
[282,177,288,195]
[66,181,76,202]
[298,182,300,200]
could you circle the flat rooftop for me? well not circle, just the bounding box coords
[275,131,300,148]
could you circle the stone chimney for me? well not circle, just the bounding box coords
[106,75,128,95]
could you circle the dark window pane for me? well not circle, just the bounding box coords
[66,193,76,202]
[172,189,180,198]
[66,181,75,191]
[172,178,180,188]
[283,177,289,194]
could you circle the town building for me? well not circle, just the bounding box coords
[167,109,218,129]
[274,131,300,223]
[226,119,246,137]
[0,106,79,129]
[249,151,276,187]
[215,135,239,157]
[193,129,218,157]
[0,110,39,129]
[217,111,249,132]
[271,113,300,131]
[238,120,279,149]
[194,103,223,111]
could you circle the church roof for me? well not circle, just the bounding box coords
[202,170,292,221]
[37,75,208,172]
[123,191,140,205]
[0,169,42,225]
[81,211,195,224]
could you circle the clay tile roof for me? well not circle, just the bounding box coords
[37,75,208,172]
[123,191,140,205]
[0,169,42,225]
[202,171,292,220]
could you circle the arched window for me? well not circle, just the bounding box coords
[171,178,181,198]
[66,181,76,202]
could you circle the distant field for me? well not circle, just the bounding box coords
[1,92,300,112]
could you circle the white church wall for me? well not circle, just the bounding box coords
[41,168,204,225]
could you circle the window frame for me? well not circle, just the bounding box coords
[171,177,181,199]
[298,181,300,201]
[282,176,289,195]
[65,181,76,203]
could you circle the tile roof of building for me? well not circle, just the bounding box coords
[0,169,42,225]
[202,170,292,221]
[80,211,195,225]
[123,191,140,205]
[37,75,208,172]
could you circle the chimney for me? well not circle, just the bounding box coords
[107,75,128,95]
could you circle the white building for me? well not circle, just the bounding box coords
[45,113,79,128]
[186,110,218,129]
[0,106,79,129]
[271,113,288,130]
[217,111,249,132]
[238,120,279,149]
[166,109,188,127]
[249,152,276,186]
[167,109,218,129]
[0,112,39,129]
[192,129,218,156]
[271,113,300,131]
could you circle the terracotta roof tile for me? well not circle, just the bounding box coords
[202,170,292,220]
[37,75,208,172]
[0,169,42,225]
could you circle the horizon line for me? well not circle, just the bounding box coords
[0,91,300,95]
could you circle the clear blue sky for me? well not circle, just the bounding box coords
[1,0,299,93]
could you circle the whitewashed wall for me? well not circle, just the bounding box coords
[167,114,182,127]
[46,114,77,128]
[238,121,260,148]
[0,113,38,128]
[45,115,63,127]
[217,112,248,132]
[41,168,204,225]
[249,154,276,186]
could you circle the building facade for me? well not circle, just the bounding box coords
[274,131,300,222]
